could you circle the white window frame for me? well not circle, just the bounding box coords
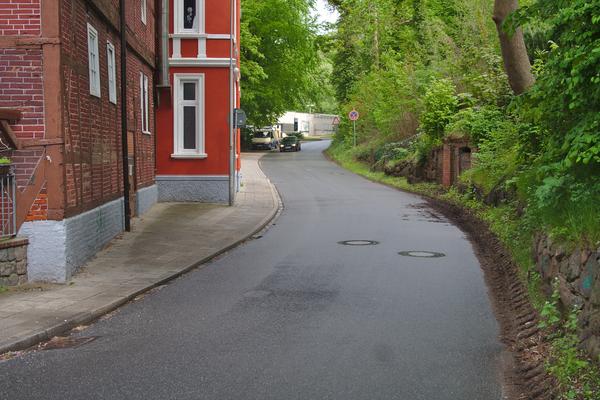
[106,41,117,104]
[141,0,147,25]
[87,23,101,97]
[172,74,205,158]
[174,0,204,34]
[140,72,150,134]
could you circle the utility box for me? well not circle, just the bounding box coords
[234,109,247,129]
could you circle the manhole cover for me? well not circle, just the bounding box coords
[40,336,98,351]
[398,251,446,258]
[338,240,380,246]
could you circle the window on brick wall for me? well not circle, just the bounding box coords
[107,42,117,104]
[172,74,205,158]
[141,0,147,25]
[87,24,101,97]
[140,72,150,134]
[174,0,203,34]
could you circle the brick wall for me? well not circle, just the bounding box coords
[0,0,41,36]
[0,48,44,143]
[25,183,47,221]
[0,1,46,201]
[60,0,156,217]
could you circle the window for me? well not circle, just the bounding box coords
[87,24,101,97]
[141,0,147,25]
[140,73,149,134]
[106,42,117,104]
[173,74,205,157]
[175,0,203,33]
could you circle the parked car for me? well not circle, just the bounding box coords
[279,136,301,152]
[251,126,282,150]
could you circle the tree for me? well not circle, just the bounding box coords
[240,0,319,127]
[492,0,535,95]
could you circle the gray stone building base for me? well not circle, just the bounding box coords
[157,175,229,203]
[136,184,158,215]
[19,186,158,283]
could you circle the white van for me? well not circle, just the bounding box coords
[252,127,282,150]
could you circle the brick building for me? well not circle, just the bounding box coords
[0,0,158,282]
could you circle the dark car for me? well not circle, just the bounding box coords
[279,136,301,152]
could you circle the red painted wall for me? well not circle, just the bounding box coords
[206,0,230,34]
[156,68,230,176]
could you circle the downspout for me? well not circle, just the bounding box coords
[228,0,235,206]
[119,0,131,231]
[160,0,170,88]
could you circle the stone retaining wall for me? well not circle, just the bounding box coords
[535,235,600,360]
[0,238,28,286]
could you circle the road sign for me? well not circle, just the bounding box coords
[348,110,360,121]
[332,116,340,125]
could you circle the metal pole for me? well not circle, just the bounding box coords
[228,0,235,206]
[353,120,356,147]
[119,0,131,232]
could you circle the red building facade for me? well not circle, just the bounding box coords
[155,0,241,203]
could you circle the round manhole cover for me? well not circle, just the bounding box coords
[398,251,446,258]
[338,240,380,246]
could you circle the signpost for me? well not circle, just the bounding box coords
[348,109,360,147]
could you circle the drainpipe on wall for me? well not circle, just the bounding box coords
[119,0,131,231]
[159,0,170,88]
[228,0,235,206]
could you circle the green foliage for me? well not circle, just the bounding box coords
[445,106,507,144]
[240,0,319,126]
[0,157,11,165]
[419,79,458,139]
[538,279,562,330]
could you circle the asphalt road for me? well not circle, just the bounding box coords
[0,141,504,399]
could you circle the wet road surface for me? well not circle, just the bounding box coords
[0,141,504,399]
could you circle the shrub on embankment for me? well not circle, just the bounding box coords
[328,0,600,397]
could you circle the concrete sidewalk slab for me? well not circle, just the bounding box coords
[0,153,280,355]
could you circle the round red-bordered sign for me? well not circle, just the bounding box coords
[348,110,360,121]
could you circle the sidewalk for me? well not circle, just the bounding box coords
[0,153,280,354]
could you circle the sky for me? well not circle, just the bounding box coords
[313,0,339,25]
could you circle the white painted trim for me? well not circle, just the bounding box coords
[172,38,181,58]
[174,0,205,34]
[87,23,101,98]
[169,33,232,40]
[173,73,205,157]
[208,34,232,40]
[106,41,117,104]
[198,37,207,58]
[140,72,150,134]
[169,57,234,67]
[141,0,147,25]
[170,153,208,159]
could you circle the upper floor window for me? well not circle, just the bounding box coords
[140,72,150,134]
[141,0,147,25]
[175,0,202,34]
[106,42,117,104]
[87,24,101,97]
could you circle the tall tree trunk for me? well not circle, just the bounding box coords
[493,0,535,95]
